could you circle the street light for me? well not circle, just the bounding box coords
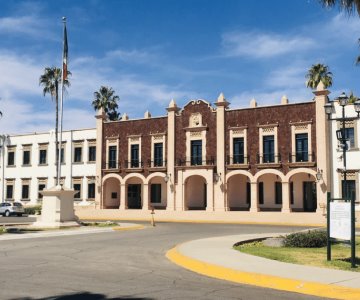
[324,92,360,268]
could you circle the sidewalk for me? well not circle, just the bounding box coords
[166,233,360,300]
[0,223,144,241]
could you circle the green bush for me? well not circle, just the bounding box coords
[284,230,327,248]
[24,205,42,215]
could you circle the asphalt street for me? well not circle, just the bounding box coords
[0,223,331,300]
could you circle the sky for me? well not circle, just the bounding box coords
[0,0,359,134]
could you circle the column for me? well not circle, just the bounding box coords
[95,108,106,209]
[281,181,291,213]
[214,93,230,211]
[166,99,178,211]
[250,182,259,212]
[142,183,149,210]
[119,183,126,210]
[313,82,330,212]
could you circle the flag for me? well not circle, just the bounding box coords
[62,23,68,81]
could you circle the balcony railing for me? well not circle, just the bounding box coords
[176,156,215,167]
[257,153,281,164]
[288,152,315,163]
[106,160,120,169]
[125,160,144,169]
[147,159,167,168]
[226,155,249,165]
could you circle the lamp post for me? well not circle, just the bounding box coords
[324,92,360,268]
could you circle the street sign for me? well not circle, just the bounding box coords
[329,201,351,240]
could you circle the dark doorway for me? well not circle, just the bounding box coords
[203,183,207,208]
[128,184,142,209]
[303,181,317,212]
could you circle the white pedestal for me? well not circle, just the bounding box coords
[32,186,80,228]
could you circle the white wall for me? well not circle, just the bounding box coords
[0,128,96,205]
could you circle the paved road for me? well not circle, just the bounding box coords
[0,215,36,224]
[0,223,330,300]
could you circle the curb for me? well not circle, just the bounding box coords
[112,225,145,231]
[166,245,360,300]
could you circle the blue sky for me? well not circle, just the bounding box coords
[0,0,359,134]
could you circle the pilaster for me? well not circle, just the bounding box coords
[95,108,106,209]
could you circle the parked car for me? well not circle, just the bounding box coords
[0,202,25,217]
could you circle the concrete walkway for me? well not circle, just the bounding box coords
[167,233,360,300]
[0,223,144,241]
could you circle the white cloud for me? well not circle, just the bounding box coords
[0,15,50,38]
[221,31,316,59]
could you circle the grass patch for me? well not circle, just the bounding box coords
[235,237,360,272]
[80,221,119,227]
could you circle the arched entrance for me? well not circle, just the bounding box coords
[185,175,207,210]
[257,173,282,211]
[147,175,167,209]
[126,176,144,209]
[103,177,121,209]
[227,174,251,211]
[289,172,317,212]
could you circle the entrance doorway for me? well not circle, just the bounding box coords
[303,181,317,212]
[128,184,142,209]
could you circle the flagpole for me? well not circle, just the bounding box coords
[57,16,66,188]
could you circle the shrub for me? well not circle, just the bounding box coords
[24,205,42,215]
[284,230,327,248]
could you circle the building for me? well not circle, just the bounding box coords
[0,128,96,206]
[330,101,359,210]
[94,83,330,218]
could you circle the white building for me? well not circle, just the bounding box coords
[330,101,359,210]
[0,128,96,206]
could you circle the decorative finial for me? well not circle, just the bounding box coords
[62,17,66,22]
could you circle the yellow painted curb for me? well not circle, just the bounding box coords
[166,246,360,300]
[112,225,145,231]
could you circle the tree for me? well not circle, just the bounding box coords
[319,0,360,64]
[92,86,120,121]
[39,67,71,181]
[306,63,333,89]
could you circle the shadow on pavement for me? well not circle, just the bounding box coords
[9,292,154,300]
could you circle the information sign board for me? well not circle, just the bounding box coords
[329,201,351,240]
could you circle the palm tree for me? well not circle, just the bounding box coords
[39,67,71,181]
[92,86,120,121]
[319,0,360,16]
[306,63,333,89]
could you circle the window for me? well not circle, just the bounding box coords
[39,149,47,165]
[6,184,14,200]
[342,180,356,200]
[275,182,282,204]
[74,147,82,163]
[151,184,162,203]
[263,136,274,163]
[38,184,46,199]
[295,133,308,162]
[154,143,163,167]
[108,145,117,168]
[56,148,65,164]
[7,151,15,166]
[23,150,31,165]
[191,140,202,165]
[22,184,29,200]
[88,183,95,199]
[131,144,139,168]
[88,146,96,162]
[233,137,244,164]
[259,182,264,204]
[73,184,81,199]
[344,128,355,149]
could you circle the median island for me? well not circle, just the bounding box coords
[234,230,360,272]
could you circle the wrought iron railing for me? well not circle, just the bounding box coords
[226,155,249,165]
[176,156,215,166]
[256,153,281,164]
